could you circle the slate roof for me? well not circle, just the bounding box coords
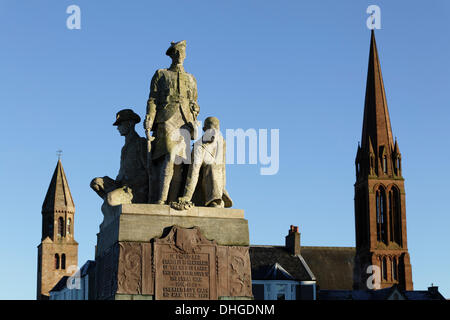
[79,260,96,277]
[49,260,96,293]
[299,246,356,290]
[249,246,315,281]
[404,289,446,300]
[319,286,447,300]
[42,159,75,213]
[50,276,70,293]
[321,286,398,300]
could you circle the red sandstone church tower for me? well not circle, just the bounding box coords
[37,159,78,300]
[353,31,413,291]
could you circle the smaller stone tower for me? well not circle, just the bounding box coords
[37,159,78,300]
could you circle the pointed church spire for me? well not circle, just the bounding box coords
[354,31,413,291]
[42,159,75,213]
[361,30,394,155]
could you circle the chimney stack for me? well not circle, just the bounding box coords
[285,225,301,255]
[428,284,439,295]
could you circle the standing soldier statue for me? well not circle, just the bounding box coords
[144,40,200,204]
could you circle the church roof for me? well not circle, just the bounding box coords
[42,159,75,213]
[361,30,395,155]
[300,246,355,290]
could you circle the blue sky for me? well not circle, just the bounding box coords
[0,1,448,299]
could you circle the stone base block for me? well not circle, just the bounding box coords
[94,204,252,300]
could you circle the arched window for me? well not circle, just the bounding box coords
[376,187,388,244]
[392,257,398,281]
[67,218,71,235]
[383,155,388,174]
[389,190,393,242]
[58,217,64,237]
[382,257,387,280]
[61,254,66,270]
[55,254,60,270]
[392,188,402,245]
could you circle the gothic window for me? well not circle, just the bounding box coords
[58,217,64,237]
[67,218,71,235]
[392,188,402,245]
[392,257,398,281]
[61,254,66,270]
[383,155,387,174]
[382,257,387,280]
[389,190,393,242]
[55,254,60,270]
[376,187,388,244]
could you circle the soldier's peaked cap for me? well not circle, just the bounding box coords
[113,109,141,126]
[166,40,186,56]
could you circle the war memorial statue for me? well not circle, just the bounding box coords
[144,40,200,204]
[90,109,148,227]
[173,116,233,210]
[91,41,252,300]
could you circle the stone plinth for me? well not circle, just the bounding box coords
[94,204,252,300]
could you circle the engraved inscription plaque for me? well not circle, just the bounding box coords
[154,226,217,300]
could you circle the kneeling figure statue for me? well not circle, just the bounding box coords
[172,116,232,210]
